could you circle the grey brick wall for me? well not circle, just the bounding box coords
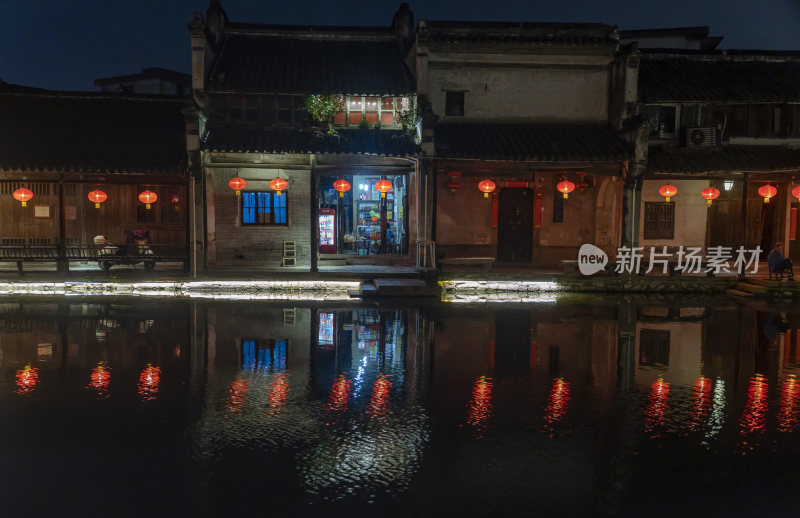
[207,167,311,267]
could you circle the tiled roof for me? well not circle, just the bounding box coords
[0,88,189,173]
[418,21,617,46]
[639,55,800,103]
[434,123,632,162]
[202,123,418,157]
[646,145,800,174]
[206,33,415,95]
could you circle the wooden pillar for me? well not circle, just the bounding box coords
[56,174,69,273]
[311,163,318,272]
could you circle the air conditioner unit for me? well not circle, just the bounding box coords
[683,126,719,147]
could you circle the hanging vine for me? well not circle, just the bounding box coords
[303,94,344,135]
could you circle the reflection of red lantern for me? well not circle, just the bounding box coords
[758,184,777,203]
[228,177,246,196]
[328,374,352,413]
[137,363,161,401]
[226,376,249,413]
[15,364,39,396]
[740,374,768,435]
[466,375,493,437]
[478,179,496,198]
[270,177,287,196]
[138,190,157,209]
[701,187,720,206]
[644,376,670,437]
[369,374,392,419]
[333,179,351,198]
[779,374,800,433]
[557,180,575,199]
[13,188,33,207]
[88,189,107,209]
[544,377,571,429]
[688,376,712,431]
[266,372,289,416]
[375,179,392,198]
[658,183,677,202]
[88,362,112,399]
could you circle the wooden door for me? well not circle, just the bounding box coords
[498,188,533,262]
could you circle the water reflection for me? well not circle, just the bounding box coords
[466,375,493,437]
[5,299,800,514]
[15,364,38,396]
[543,377,570,435]
[644,376,670,438]
[88,361,111,399]
[137,364,161,401]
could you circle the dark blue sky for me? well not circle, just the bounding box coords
[2,0,799,91]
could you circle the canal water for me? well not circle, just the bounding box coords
[1,296,800,516]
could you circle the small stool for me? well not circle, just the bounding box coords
[282,241,296,266]
[769,268,787,281]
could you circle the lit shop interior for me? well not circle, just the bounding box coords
[317,174,408,256]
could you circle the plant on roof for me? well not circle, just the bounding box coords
[395,96,420,131]
[303,94,344,135]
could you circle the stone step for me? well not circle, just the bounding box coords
[370,278,439,297]
[746,278,772,287]
[726,288,754,298]
[735,282,769,295]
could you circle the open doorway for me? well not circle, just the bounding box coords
[317,174,408,257]
[497,188,533,262]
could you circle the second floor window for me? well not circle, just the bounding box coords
[643,105,677,136]
[226,95,307,125]
[445,91,465,116]
[333,96,408,127]
[643,201,674,240]
[242,192,288,225]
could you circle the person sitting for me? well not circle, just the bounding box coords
[768,242,794,280]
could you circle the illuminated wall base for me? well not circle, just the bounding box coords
[0,280,361,301]
[440,280,559,303]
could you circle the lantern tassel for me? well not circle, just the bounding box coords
[146,203,151,209]
[563,193,568,199]
[707,199,712,206]
[484,192,489,199]
[21,201,27,207]
[95,202,100,209]
[339,191,344,198]
[666,196,670,202]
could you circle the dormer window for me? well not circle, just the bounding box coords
[643,104,678,137]
[334,96,408,128]
[445,91,465,117]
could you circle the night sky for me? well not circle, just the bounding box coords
[2,0,799,91]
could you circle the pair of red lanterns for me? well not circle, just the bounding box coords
[332,178,393,198]
[13,187,159,209]
[228,176,288,196]
[658,183,721,205]
[659,182,795,205]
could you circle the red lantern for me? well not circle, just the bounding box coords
[701,187,720,206]
[88,189,107,209]
[333,179,351,198]
[270,177,287,196]
[792,185,800,202]
[478,179,496,198]
[375,179,392,198]
[557,180,575,199]
[758,184,777,203]
[447,179,461,193]
[658,183,677,202]
[228,177,247,196]
[13,188,33,207]
[138,190,157,209]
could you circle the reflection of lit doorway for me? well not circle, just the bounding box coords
[497,188,533,262]
[791,203,800,263]
[317,174,408,257]
[759,202,777,260]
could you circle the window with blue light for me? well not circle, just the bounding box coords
[242,339,288,371]
[242,191,287,225]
